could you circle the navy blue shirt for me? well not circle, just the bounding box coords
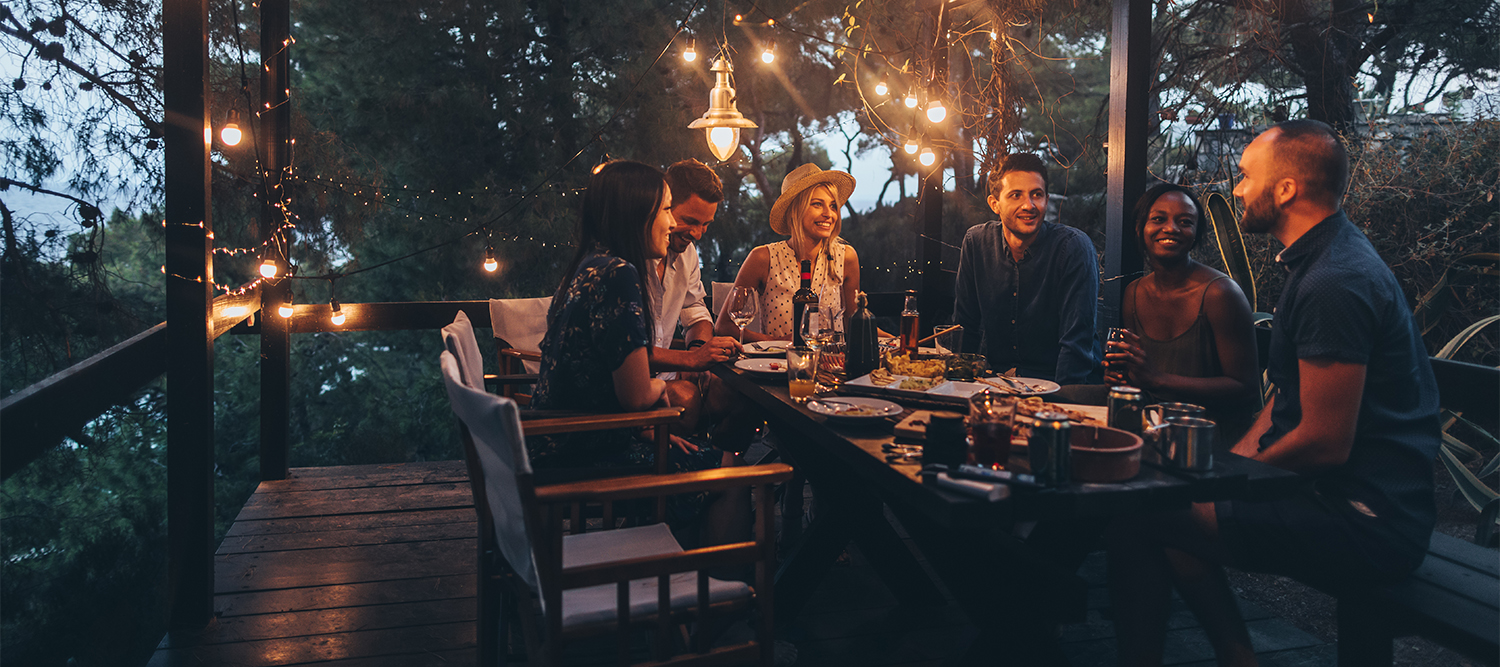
[1262,211,1440,551]
[953,221,1100,384]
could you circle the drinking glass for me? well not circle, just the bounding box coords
[802,307,844,381]
[786,346,819,402]
[967,391,1017,469]
[727,286,758,353]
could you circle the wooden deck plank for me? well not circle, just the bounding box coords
[232,482,473,521]
[273,461,467,479]
[257,462,469,493]
[148,621,474,666]
[218,520,476,554]
[159,598,476,647]
[215,575,477,618]
[225,508,475,538]
[216,539,476,592]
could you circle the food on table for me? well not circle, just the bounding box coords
[897,376,940,391]
[869,368,897,386]
[883,352,946,378]
[1014,396,1095,424]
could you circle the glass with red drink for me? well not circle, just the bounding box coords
[967,391,1017,468]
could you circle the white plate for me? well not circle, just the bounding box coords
[971,376,1060,396]
[734,358,786,375]
[806,397,903,420]
[742,341,789,356]
[846,372,951,396]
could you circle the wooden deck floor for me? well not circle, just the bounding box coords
[148,460,1336,666]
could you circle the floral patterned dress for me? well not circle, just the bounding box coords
[529,248,720,481]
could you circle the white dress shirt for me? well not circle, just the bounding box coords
[646,243,714,350]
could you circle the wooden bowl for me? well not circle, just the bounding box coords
[1069,424,1143,483]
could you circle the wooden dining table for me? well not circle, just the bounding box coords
[711,362,1305,664]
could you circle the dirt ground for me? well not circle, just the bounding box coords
[1225,460,1495,667]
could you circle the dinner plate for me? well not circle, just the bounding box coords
[734,358,786,376]
[972,376,1060,396]
[806,397,902,421]
[741,341,789,356]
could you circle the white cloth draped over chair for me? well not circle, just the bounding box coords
[489,296,552,374]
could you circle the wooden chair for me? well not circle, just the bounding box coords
[440,351,791,666]
[489,297,552,403]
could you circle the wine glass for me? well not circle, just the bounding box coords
[727,286,758,353]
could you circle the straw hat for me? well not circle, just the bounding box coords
[769,163,856,235]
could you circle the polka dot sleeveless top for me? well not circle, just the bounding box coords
[758,240,846,339]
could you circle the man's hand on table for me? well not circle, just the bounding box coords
[686,335,741,369]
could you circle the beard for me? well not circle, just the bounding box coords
[1238,188,1279,234]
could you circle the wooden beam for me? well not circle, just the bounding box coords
[1102,0,1152,329]
[259,0,292,482]
[163,0,215,630]
[0,324,168,480]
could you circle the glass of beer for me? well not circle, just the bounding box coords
[787,346,819,402]
[967,390,1017,469]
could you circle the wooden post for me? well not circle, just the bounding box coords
[917,0,951,332]
[163,0,215,629]
[1102,0,1152,329]
[259,0,292,481]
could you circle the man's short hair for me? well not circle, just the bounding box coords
[1267,120,1350,205]
[987,153,1050,199]
[665,159,724,206]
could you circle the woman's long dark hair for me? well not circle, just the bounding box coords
[1132,182,1207,267]
[552,160,666,337]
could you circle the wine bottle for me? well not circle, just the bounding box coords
[899,289,920,353]
[791,259,815,348]
[846,291,879,378]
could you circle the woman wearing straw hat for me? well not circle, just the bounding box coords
[714,163,861,342]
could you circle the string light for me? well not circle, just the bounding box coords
[683,38,697,62]
[874,79,888,96]
[277,291,294,318]
[330,299,345,326]
[760,43,775,64]
[919,146,936,167]
[482,244,498,272]
[903,138,919,155]
[259,257,279,278]
[220,109,243,146]
[904,91,918,109]
[926,100,947,123]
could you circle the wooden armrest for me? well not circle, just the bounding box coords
[534,463,794,504]
[558,542,760,590]
[499,348,542,362]
[522,407,684,436]
[483,373,538,385]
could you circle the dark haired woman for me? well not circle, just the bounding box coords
[1106,183,1259,441]
[530,160,717,473]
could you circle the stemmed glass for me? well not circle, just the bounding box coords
[726,286,758,354]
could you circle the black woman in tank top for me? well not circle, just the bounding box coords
[1105,184,1260,442]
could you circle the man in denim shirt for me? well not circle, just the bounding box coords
[1107,121,1440,666]
[953,153,1099,383]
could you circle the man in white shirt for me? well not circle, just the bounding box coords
[650,160,743,445]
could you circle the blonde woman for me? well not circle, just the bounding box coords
[715,163,860,342]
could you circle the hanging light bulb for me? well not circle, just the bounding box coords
[904,91,919,109]
[990,27,999,41]
[760,44,775,64]
[687,57,760,162]
[926,100,947,123]
[874,79,888,96]
[259,256,279,278]
[919,146,936,167]
[277,292,294,319]
[220,108,243,146]
[683,39,697,62]
[330,299,345,326]
[482,244,498,272]
[903,138,919,154]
